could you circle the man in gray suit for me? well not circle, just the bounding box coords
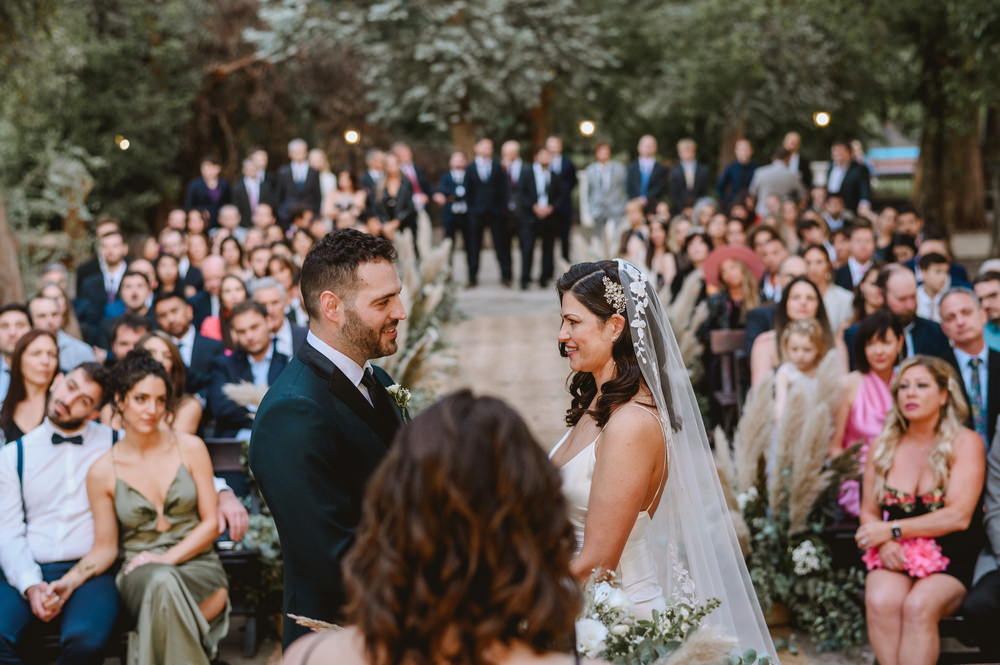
[582,142,626,253]
[963,421,1000,649]
[748,147,806,217]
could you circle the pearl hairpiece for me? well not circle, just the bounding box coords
[603,276,627,315]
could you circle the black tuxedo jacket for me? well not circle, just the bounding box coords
[75,257,101,296]
[626,160,668,204]
[186,333,225,396]
[249,342,402,646]
[182,265,203,293]
[944,347,1000,445]
[184,177,232,225]
[827,162,871,212]
[667,163,711,211]
[437,170,470,227]
[232,177,274,225]
[796,155,813,189]
[517,167,566,225]
[844,315,951,370]
[207,349,289,436]
[275,165,322,223]
[76,270,128,346]
[188,291,215,329]
[833,264,854,291]
[550,155,577,219]
[466,159,509,217]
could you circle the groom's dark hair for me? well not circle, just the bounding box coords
[299,229,397,319]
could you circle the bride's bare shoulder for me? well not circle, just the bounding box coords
[600,399,663,449]
[282,627,365,665]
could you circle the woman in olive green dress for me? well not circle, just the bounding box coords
[53,349,229,665]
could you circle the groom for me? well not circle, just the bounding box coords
[249,229,406,646]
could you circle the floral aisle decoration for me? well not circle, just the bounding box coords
[714,352,867,652]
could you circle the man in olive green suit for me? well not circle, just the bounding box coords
[249,230,406,647]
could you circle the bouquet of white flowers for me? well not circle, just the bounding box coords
[575,576,767,665]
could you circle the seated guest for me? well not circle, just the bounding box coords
[833,223,877,290]
[750,276,834,386]
[973,271,1000,351]
[76,229,129,345]
[28,294,94,373]
[645,218,677,291]
[137,331,203,435]
[0,330,59,443]
[267,254,308,327]
[803,244,854,333]
[889,232,917,265]
[831,310,903,457]
[248,245,272,279]
[742,254,807,356]
[106,313,153,365]
[208,302,288,438]
[850,263,886,326]
[916,252,951,323]
[60,350,230,664]
[189,255,226,330]
[219,236,250,281]
[844,265,951,369]
[858,356,984,665]
[251,277,306,358]
[200,274,249,349]
[99,270,156,349]
[758,236,790,303]
[939,288,1000,445]
[669,231,711,300]
[0,304,32,403]
[160,229,204,297]
[0,363,120,664]
[154,252,183,298]
[283,391,587,665]
[153,292,224,396]
[37,280,84,341]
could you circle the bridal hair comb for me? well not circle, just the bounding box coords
[603,276,627,315]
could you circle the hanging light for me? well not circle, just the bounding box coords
[812,111,831,128]
[344,129,361,144]
[579,120,596,137]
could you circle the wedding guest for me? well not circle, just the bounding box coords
[284,392,590,665]
[0,330,59,443]
[749,147,805,218]
[135,235,159,265]
[875,206,898,257]
[37,280,83,341]
[667,215,692,255]
[77,230,129,345]
[276,138,322,225]
[668,138,709,214]
[27,295,94,373]
[0,363,119,664]
[154,252,183,297]
[645,218,676,291]
[501,140,524,224]
[773,318,829,419]
[186,233,210,273]
[546,135,577,264]
[669,231,711,299]
[200,274,249,349]
[916,253,950,323]
[858,356,984,665]
[831,310,903,456]
[251,277,306,357]
[250,202,278,233]
[290,228,315,267]
[517,146,563,290]
[308,148,337,199]
[393,141,432,211]
[706,212,728,250]
[583,141,627,247]
[268,255,307,327]
[152,291,224,395]
[322,170,367,222]
[107,314,152,365]
[232,157,270,226]
[939,288,1000,445]
[189,255,226,330]
[777,198,802,253]
[803,244,854,332]
[617,199,649,267]
[248,245,272,279]
[759,236,790,303]
[467,138,512,288]
[626,134,667,207]
[211,204,246,244]
[717,138,757,209]
[75,217,121,295]
[434,151,471,248]
[825,141,871,213]
[726,218,748,247]
[973,271,1000,351]
[0,304,32,403]
[218,236,247,280]
[184,156,231,227]
[834,223,877,290]
[890,233,918,265]
[366,153,416,241]
[73,349,230,664]
[851,263,886,325]
[360,149,383,193]
[783,130,812,188]
[750,276,834,386]
[186,209,209,236]
[208,302,288,439]
[742,254,809,355]
[136,331,203,435]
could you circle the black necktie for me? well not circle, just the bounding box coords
[52,433,83,445]
[360,368,381,409]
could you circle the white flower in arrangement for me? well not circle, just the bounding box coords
[606,587,631,611]
[737,486,759,512]
[592,581,613,605]
[386,384,411,410]
[575,618,608,657]
[792,540,822,576]
[611,624,630,636]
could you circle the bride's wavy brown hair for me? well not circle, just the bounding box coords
[343,391,580,665]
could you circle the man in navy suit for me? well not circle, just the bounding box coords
[251,277,307,359]
[668,138,710,214]
[824,141,871,213]
[76,230,129,346]
[183,155,231,227]
[465,138,511,288]
[153,291,224,396]
[717,139,757,209]
[545,136,577,264]
[208,301,289,438]
[626,135,667,208]
[432,151,471,248]
[844,265,951,369]
[517,146,565,290]
[833,223,877,290]
[275,138,322,227]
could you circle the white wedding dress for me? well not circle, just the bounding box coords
[550,403,667,619]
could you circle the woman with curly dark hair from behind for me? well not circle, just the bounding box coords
[284,391,605,665]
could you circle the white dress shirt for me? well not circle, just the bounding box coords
[274,319,295,359]
[104,262,127,301]
[638,157,655,175]
[247,348,274,388]
[533,164,551,207]
[551,155,563,175]
[173,325,196,368]
[178,256,191,280]
[291,161,309,184]
[952,344,989,413]
[508,159,522,185]
[475,157,492,182]
[0,419,115,594]
[847,256,872,287]
[827,163,847,193]
[243,175,261,211]
[306,331,373,406]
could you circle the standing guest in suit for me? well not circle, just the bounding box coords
[0,304,32,403]
[717,139,758,209]
[183,156,231,227]
[939,288,1000,445]
[152,291,224,396]
[76,230,129,346]
[783,131,812,189]
[249,229,406,645]
[825,141,872,213]
[517,146,564,290]
[208,302,289,439]
[501,140,525,248]
[626,135,667,207]
[583,142,627,249]
[834,223,878,290]
[232,157,268,227]
[393,142,432,212]
[248,146,274,200]
[668,138,710,214]
[466,138,511,288]
[844,265,952,369]
[276,138,322,226]
[749,148,806,218]
[27,296,94,373]
[75,218,122,296]
[545,136,577,264]
[251,277,306,358]
[360,149,384,194]
[973,271,1000,351]
[433,151,471,249]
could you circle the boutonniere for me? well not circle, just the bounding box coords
[387,384,412,420]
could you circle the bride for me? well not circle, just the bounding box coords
[550,259,775,656]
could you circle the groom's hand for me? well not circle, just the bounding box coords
[218,490,249,542]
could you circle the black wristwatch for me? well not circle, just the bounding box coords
[891,523,902,540]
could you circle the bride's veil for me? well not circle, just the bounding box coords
[616,259,775,657]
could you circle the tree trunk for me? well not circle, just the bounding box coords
[718,110,746,174]
[527,86,554,152]
[450,119,476,156]
[0,194,24,303]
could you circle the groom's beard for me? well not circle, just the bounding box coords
[343,306,399,360]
